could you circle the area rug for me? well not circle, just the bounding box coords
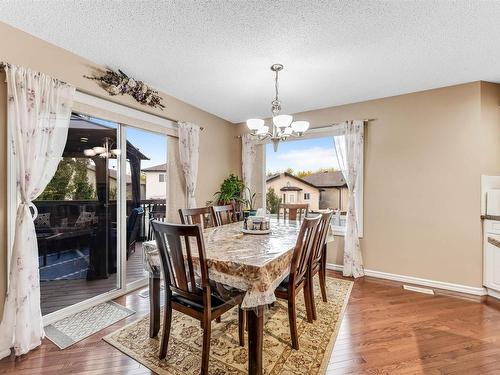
[45,301,135,349]
[104,277,352,374]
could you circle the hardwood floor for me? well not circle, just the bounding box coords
[2,271,500,374]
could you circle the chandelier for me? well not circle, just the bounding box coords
[246,64,310,152]
[83,137,121,158]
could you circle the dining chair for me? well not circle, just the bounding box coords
[179,207,216,229]
[148,204,167,240]
[151,221,246,374]
[277,203,309,221]
[211,204,237,226]
[274,215,321,350]
[308,210,334,321]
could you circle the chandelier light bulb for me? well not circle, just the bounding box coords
[273,115,293,129]
[93,146,106,154]
[291,121,310,134]
[111,149,121,156]
[246,118,265,132]
[283,127,293,136]
[257,125,269,135]
[83,149,96,157]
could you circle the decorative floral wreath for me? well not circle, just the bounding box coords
[85,68,165,110]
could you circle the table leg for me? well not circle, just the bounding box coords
[149,276,160,338]
[247,306,264,375]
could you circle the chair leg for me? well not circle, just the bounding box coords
[288,299,299,350]
[308,274,317,321]
[238,305,245,347]
[319,265,328,303]
[320,246,328,302]
[245,310,249,332]
[215,316,221,323]
[201,319,211,375]
[303,278,314,323]
[159,294,172,359]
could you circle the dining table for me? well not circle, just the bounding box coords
[142,218,333,375]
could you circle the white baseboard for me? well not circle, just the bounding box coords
[486,288,500,300]
[326,263,487,296]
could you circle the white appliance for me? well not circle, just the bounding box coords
[486,190,500,216]
[483,220,500,299]
[482,176,500,299]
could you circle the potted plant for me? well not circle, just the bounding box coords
[242,186,258,217]
[209,174,245,207]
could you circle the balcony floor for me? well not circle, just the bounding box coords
[40,242,147,316]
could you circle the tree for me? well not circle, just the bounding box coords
[296,170,313,178]
[72,158,95,200]
[37,158,75,200]
[266,187,281,214]
[285,167,294,175]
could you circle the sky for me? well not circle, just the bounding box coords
[266,136,339,174]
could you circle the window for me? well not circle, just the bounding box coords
[265,131,364,237]
[159,173,165,182]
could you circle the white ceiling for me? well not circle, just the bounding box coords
[1,1,500,123]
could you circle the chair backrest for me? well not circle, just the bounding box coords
[211,204,236,226]
[288,215,321,288]
[152,221,209,304]
[127,207,144,248]
[127,207,144,234]
[310,210,333,267]
[278,203,309,221]
[179,207,216,229]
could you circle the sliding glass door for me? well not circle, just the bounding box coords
[33,112,168,316]
[35,114,120,315]
[123,126,167,286]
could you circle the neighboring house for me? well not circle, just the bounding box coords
[266,172,321,211]
[87,164,146,200]
[302,171,349,211]
[142,163,167,199]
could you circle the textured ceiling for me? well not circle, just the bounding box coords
[1,1,500,123]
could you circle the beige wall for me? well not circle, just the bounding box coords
[237,81,500,288]
[266,174,320,211]
[0,22,240,312]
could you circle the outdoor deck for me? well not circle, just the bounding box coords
[40,243,147,315]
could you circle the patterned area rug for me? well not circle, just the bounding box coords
[104,277,352,374]
[45,301,135,349]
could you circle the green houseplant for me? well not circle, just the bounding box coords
[210,174,245,206]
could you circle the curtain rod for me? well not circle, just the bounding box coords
[313,118,376,130]
[76,88,205,130]
[234,118,376,138]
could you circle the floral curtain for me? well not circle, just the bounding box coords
[333,120,365,278]
[178,121,201,208]
[0,64,75,359]
[241,134,257,206]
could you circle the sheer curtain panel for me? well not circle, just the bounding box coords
[0,64,75,358]
[333,120,365,278]
[178,122,201,208]
[241,134,257,204]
